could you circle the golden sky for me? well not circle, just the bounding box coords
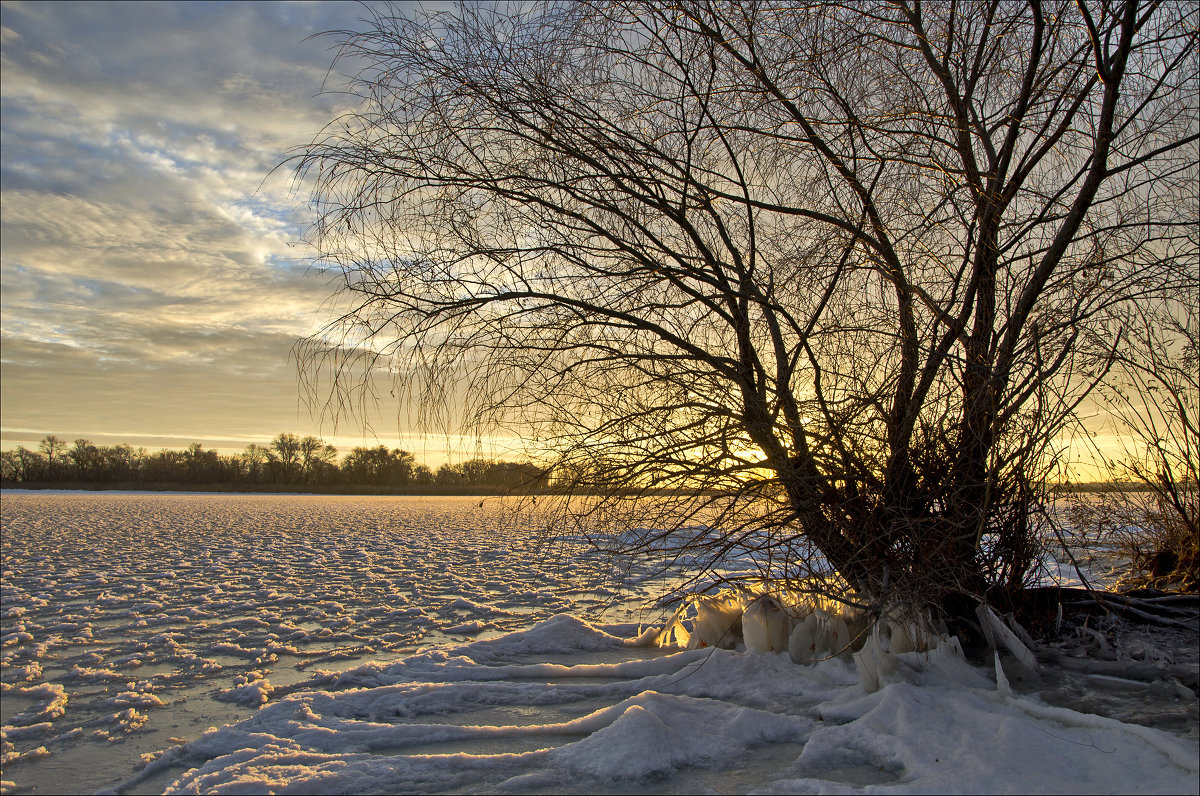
[0,1,472,463]
[0,1,1148,479]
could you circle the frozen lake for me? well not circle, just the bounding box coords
[0,492,667,794]
[2,491,1196,795]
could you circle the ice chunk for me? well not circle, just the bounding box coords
[853,625,895,692]
[825,614,852,657]
[995,651,1012,696]
[690,591,744,649]
[105,689,167,708]
[216,671,274,706]
[2,682,68,724]
[976,604,1038,674]
[442,620,491,635]
[624,624,662,648]
[742,596,791,653]
[788,612,822,663]
[655,617,691,649]
[852,618,965,692]
[786,608,858,663]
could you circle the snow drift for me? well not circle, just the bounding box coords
[118,614,1199,795]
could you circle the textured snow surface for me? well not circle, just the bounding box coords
[2,492,1197,795]
[125,615,1197,795]
[1,493,665,794]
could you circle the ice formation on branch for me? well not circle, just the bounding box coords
[646,587,976,693]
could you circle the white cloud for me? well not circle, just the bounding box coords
[0,1,386,449]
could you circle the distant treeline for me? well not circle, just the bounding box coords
[0,434,550,493]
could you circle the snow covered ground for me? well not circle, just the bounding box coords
[1,492,1197,794]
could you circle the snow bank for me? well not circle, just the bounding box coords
[116,613,1197,795]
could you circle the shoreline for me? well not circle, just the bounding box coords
[0,481,549,497]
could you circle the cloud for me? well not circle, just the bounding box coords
[1,190,326,315]
[0,1,378,450]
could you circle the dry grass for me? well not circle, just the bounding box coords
[1066,488,1199,592]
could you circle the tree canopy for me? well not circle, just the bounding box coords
[296,0,1198,624]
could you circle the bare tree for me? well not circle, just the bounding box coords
[269,433,302,483]
[38,435,65,478]
[242,443,270,481]
[297,435,338,483]
[1,447,45,482]
[69,438,101,481]
[295,0,1197,627]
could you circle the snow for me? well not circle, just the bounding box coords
[0,492,674,794]
[1,491,1197,795]
[112,615,1196,795]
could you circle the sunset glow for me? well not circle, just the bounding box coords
[0,2,1181,479]
[0,1,465,460]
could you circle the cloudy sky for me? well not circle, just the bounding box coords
[0,1,483,462]
[0,0,1137,476]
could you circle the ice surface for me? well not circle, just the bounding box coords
[2,491,1197,795]
[0,493,668,794]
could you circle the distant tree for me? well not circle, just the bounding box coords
[341,446,377,484]
[218,451,248,482]
[19,447,48,481]
[342,445,415,486]
[434,463,465,488]
[38,435,65,478]
[1,433,458,494]
[298,436,338,484]
[269,433,302,483]
[183,442,222,483]
[459,459,492,486]
[1106,299,1198,514]
[456,458,549,489]
[1074,279,1199,589]
[298,0,1198,627]
[0,450,16,481]
[500,461,550,490]
[317,444,341,484]
[388,448,416,486]
[412,464,434,487]
[143,449,187,482]
[242,443,270,482]
[100,444,138,482]
[69,439,101,481]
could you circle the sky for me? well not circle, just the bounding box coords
[0,1,1136,477]
[0,0,494,464]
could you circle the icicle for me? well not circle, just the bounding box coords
[976,604,1038,673]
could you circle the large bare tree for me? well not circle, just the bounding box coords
[295,0,1198,627]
